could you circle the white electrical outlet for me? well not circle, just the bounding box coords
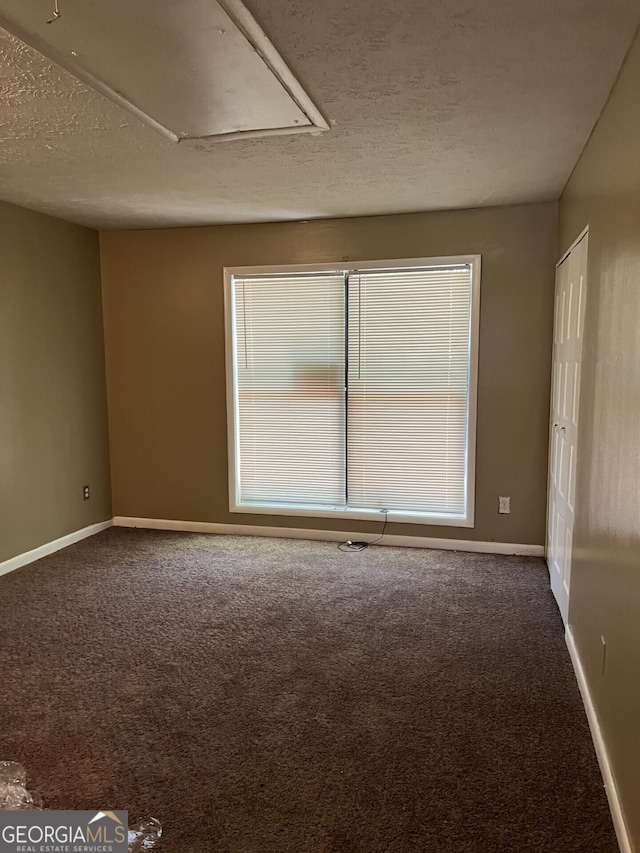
[498,496,510,514]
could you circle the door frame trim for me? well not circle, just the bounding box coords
[546,226,589,619]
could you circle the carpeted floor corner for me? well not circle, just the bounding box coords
[0,528,618,852]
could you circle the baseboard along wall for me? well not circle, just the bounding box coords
[0,515,542,579]
[565,626,633,853]
[112,515,544,556]
[0,520,113,578]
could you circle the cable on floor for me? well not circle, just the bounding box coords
[338,510,388,552]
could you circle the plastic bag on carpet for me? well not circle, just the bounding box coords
[0,761,42,810]
[1,761,162,850]
[128,816,163,850]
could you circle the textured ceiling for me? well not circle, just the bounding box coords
[0,0,639,230]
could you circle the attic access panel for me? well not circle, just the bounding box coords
[0,0,329,142]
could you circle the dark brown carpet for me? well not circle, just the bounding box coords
[0,528,616,852]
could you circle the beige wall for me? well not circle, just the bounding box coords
[101,202,557,545]
[0,201,111,563]
[559,31,640,851]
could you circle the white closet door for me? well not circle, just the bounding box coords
[547,231,588,623]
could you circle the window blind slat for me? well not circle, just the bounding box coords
[347,267,472,515]
[233,273,346,508]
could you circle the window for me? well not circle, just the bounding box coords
[224,256,480,527]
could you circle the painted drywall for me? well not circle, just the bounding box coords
[559,28,640,852]
[0,201,112,563]
[101,202,557,545]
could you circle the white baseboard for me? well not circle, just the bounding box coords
[565,626,633,853]
[113,516,544,556]
[0,520,113,579]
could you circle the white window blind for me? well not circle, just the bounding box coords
[347,267,471,516]
[232,272,346,508]
[227,257,478,525]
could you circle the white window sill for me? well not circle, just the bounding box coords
[230,502,474,528]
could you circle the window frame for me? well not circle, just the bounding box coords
[224,254,481,528]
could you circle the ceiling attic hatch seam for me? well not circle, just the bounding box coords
[0,0,329,143]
